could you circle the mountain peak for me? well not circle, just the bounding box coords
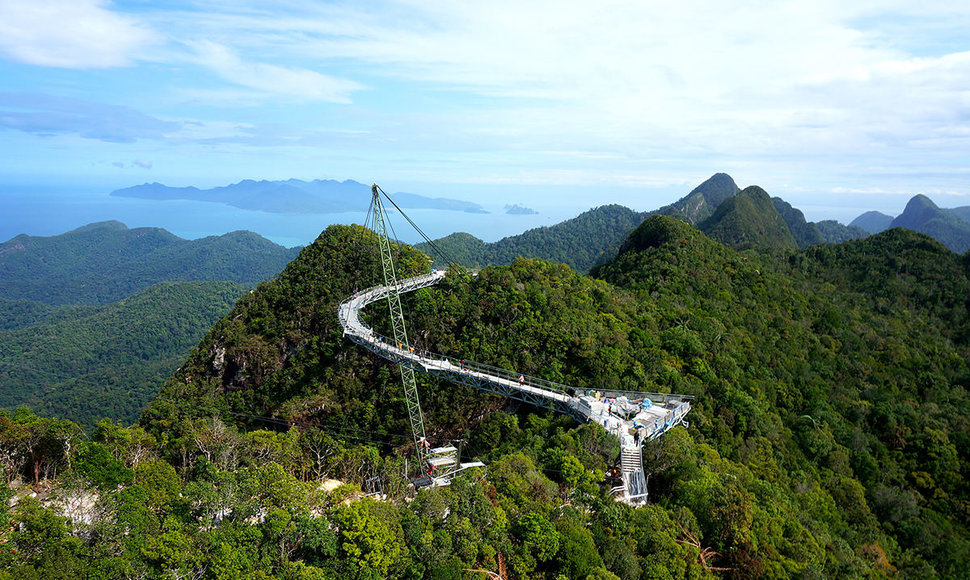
[698,185,798,250]
[893,194,943,230]
[654,172,741,225]
[889,194,970,253]
[904,193,938,212]
[689,173,741,207]
[69,220,129,233]
[618,214,698,255]
[850,211,894,234]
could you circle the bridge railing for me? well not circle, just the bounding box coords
[596,388,695,404]
[340,271,694,408]
[359,330,573,397]
[427,351,573,396]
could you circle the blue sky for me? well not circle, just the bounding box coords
[1,0,969,223]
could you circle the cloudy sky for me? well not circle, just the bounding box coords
[1,0,969,220]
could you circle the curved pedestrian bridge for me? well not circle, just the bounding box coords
[338,270,693,503]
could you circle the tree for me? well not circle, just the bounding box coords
[140,517,205,579]
[72,441,134,490]
[335,498,403,577]
[192,417,242,471]
[92,418,157,468]
[0,414,27,483]
[12,408,81,486]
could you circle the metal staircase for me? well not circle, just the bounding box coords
[620,445,648,501]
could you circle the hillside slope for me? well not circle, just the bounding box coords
[419,204,648,272]
[141,224,497,438]
[698,185,798,250]
[134,215,970,576]
[771,197,825,248]
[851,210,895,233]
[0,221,299,305]
[654,172,741,224]
[890,194,970,253]
[594,215,970,576]
[0,281,246,424]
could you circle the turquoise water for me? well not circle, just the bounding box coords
[0,186,583,247]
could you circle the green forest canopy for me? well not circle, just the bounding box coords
[2,218,969,579]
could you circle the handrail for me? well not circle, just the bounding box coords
[337,270,694,504]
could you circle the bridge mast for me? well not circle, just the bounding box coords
[370,184,429,469]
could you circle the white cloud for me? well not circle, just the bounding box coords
[186,40,363,103]
[163,118,256,141]
[0,0,157,68]
[116,1,970,160]
[3,0,970,198]
[0,92,179,142]
[203,1,964,168]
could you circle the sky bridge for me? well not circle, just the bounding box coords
[338,269,693,504]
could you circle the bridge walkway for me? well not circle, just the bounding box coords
[338,270,693,503]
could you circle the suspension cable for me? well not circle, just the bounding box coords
[373,184,463,269]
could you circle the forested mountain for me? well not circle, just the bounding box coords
[596,217,970,577]
[418,174,883,274]
[0,281,246,425]
[951,206,970,223]
[31,219,938,577]
[654,174,866,248]
[847,197,970,252]
[419,204,648,272]
[771,197,825,248]
[768,199,868,249]
[0,221,299,305]
[419,174,870,274]
[419,174,744,273]
[889,194,970,253]
[654,172,741,224]
[4,191,970,577]
[814,219,869,244]
[0,221,299,424]
[851,211,894,234]
[697,186,798,250]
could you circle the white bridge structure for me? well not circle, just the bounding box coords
[338,270,693,504]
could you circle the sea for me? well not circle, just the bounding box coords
[0,185,596,248]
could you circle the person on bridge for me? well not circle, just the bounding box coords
[518,374,525,384]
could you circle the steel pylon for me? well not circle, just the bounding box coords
[370,184,429,469]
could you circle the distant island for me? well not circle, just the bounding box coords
[111,179,489,215]
[505,203,538,215]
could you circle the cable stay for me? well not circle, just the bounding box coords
[341,183,694,501]
[362,184,481,487]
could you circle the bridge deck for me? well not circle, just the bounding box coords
[337,270,693,503]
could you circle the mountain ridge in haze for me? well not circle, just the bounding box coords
[850,210,895,234]
[112,179,488,214]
